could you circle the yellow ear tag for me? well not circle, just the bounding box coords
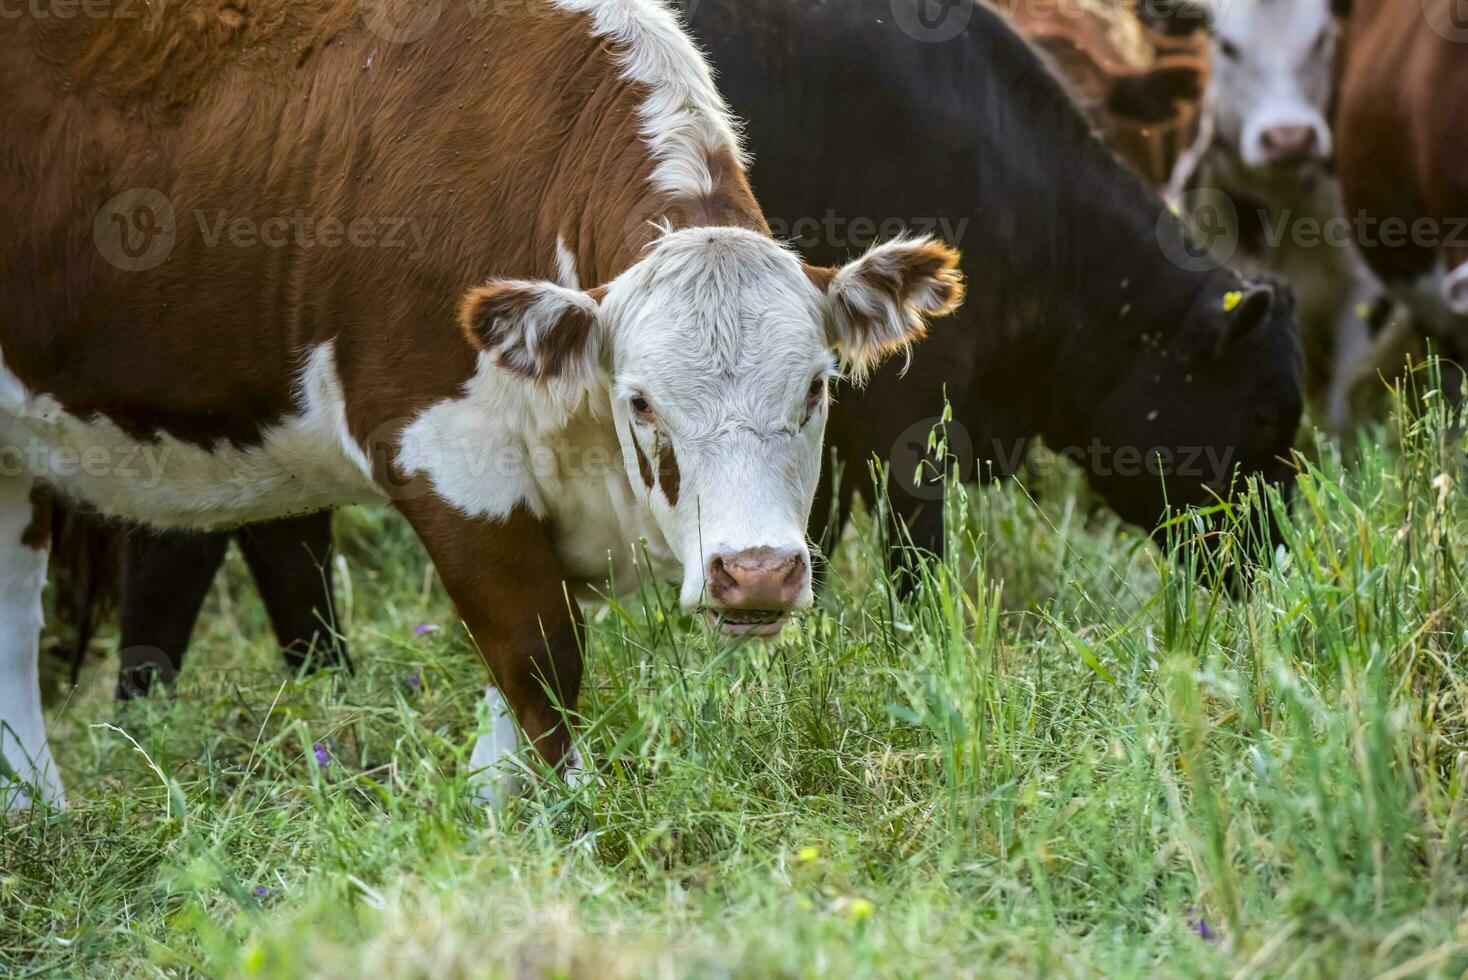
[1223,290,1243,313]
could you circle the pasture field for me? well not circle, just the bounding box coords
[5,372,1468,978]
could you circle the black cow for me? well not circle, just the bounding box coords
[687,0,1301,554]
[75,0,1302,694]
[58,512,346,698]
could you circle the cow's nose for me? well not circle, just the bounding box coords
[1259,125,1319,164]
[707,547,806,609]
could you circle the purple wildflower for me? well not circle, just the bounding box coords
[313,742,331,768]
[254,886,272,897]
[1187,907,1219,944]
[406,673,422,688]
[414,624,438,636]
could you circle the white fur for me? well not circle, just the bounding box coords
[469,685,522,808]
[826,237,949,371]
[403,228,835,605]
[1446,261,1468,317]
[0,474,64,810]
[552,0,745,202]
[0,341,382,530]
[555,235,581,290]
[1205,0,1336,170]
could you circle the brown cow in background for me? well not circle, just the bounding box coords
[1333,0,1468,344]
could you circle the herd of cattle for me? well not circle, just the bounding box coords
[0,0,1462,810]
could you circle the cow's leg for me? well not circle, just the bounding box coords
[396,499,583,805]
[0,475,64,810]
[235,512,350,675]
[117,527,229,700]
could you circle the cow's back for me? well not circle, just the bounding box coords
[0,1,642,448]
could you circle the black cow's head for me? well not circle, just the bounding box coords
[1063,275,1303,548]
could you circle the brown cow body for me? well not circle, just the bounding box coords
[1334,0,1468,336]
[0,0,962,810]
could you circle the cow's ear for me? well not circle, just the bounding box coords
[459,280,604,385]
[1215,282,1277,354]
[807,237,964,380]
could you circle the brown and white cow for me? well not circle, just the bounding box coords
[1333,0,1468,340]
[0,0,963,810]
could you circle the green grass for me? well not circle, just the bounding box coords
[5,370,1468,978]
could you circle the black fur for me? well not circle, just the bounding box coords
[683,0,1302,552]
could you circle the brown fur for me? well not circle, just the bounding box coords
[1,0,769,773]
[633,438,654,490]
[992,0,1208,187]
[459,283,598,383]
[1333,0,1468,288]
[655,435,680,507]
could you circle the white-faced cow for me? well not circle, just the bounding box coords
[1333,0,1468,343]
[1167,0,1380,432]
[0,0,963,810]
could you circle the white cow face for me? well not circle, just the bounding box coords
[1209,0,1338,172]
[459,227,963,636]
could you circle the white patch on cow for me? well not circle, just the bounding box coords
[552,0,744,201]
[1445,260,1468,316]
[0,341,382,530]
[1204,0,1336,171]
[555,235,581,291]
[468,685,522,808]
[0,476,65,811]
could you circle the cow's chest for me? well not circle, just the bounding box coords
[538,410,677,591]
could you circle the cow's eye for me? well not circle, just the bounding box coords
[1219,39,1241,61]
[630,394,655,420]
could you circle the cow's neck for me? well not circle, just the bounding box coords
[956,47,1212,450]
[547,118,768,288]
